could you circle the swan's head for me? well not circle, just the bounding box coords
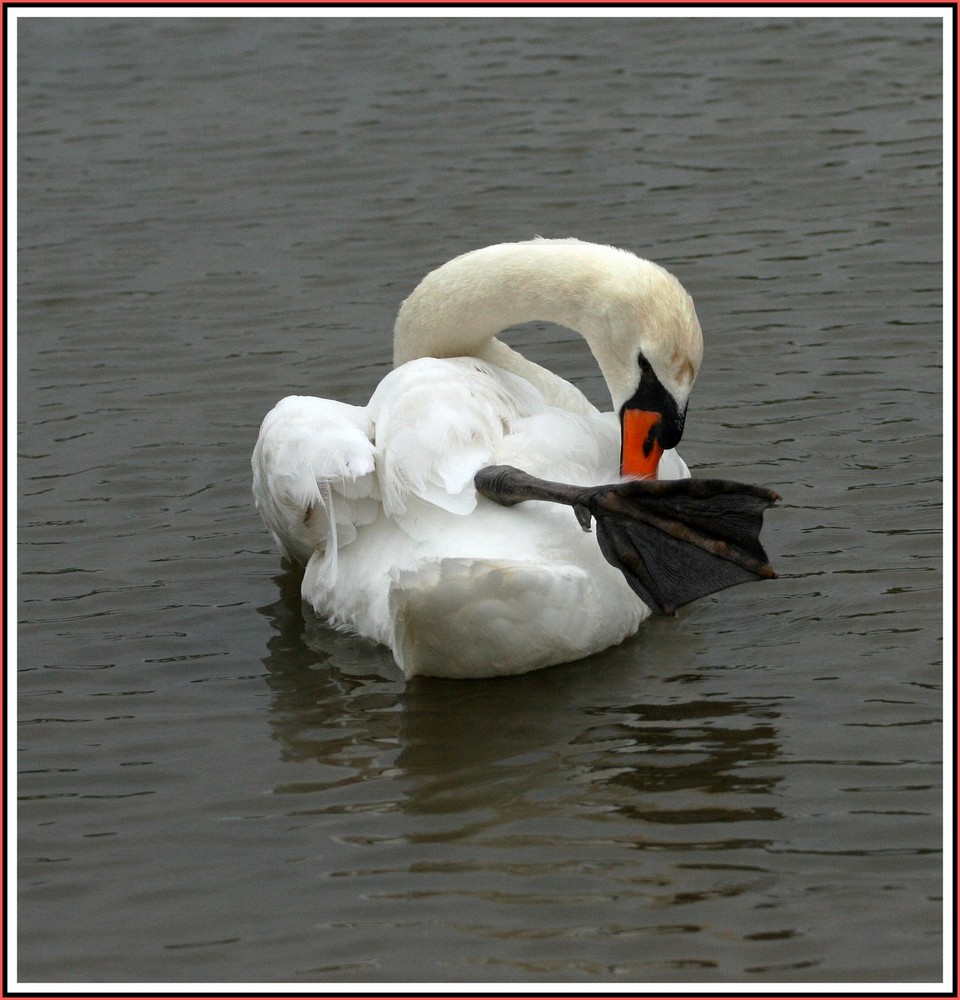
[585,253,704,479]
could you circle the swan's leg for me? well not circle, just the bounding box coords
[474,464,779,615]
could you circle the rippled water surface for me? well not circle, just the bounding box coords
[15,13,946,986]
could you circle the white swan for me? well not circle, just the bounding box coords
[253,238,707,679]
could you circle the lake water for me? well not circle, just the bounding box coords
[13,12,948,988]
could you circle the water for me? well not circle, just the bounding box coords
[14,13,946,987]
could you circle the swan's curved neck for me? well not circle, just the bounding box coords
[394,243,602,360]
[392,242,617,414]
[392,239,702,419]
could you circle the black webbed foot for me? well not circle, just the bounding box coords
[572,478,779,614]
[475,465,779,615]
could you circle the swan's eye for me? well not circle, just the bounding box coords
[637,353,653,377]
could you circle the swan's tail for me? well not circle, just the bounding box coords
[387,557,646,679]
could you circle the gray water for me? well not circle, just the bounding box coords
[15,13,946,987]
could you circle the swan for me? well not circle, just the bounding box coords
[252,238,776,679]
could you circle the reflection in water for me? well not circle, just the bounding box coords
[257,566,403,769]
[596,699,783,830]
[255,573,790,979]
[257,568,783,835]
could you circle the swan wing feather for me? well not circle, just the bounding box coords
[252,395,378,565]
[368,357,547,520]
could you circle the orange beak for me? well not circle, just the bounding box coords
[620,408,663,480]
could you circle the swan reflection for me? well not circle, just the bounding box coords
[258,570,784,848]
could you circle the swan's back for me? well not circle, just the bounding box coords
[253,353,653,677]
